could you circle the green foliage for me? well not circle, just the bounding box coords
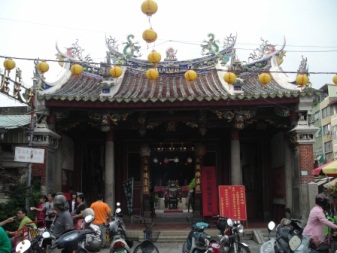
[188,178,195,190]
[0,177,41,231]
[324,183,337,200]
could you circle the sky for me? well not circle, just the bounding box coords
[0,0,336,106]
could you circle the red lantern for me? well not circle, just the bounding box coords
[163,158,169,164]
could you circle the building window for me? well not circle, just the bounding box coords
[322,107,331,119]
[324,141,333,153]
[323,124,331,136]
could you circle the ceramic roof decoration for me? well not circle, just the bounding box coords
[37,34,316,106]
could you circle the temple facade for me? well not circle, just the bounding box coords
[27,33,319,222]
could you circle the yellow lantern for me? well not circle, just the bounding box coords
[333,74,337,85]
[184,70,198,83]
[3,58,16,71]
[37,61,49,74]
[147,51,161,67]
[223,71,236,84]
[146,68,159,81]
[110,66,123,78]
[142,28,157,43]
[71,64,83,76]
[296,73,309,87]
[258,73,271,86]
[141,0,158,16]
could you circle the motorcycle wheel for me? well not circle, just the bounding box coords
[133,243,160,253]
[228,244,251,253]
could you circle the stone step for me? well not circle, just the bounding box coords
[126,228,273,243]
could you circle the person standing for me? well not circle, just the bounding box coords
[72,194,86,229]
[45,193,56,229]
[30,194,48,227]
[68,192,78,215]
[90,193,111,249]
[0,227,11,253]
[187,188,195,213]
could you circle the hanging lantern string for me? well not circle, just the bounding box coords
[0,55,335,75]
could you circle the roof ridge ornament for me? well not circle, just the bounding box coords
[123,34,142,58]
[201,33,220,55]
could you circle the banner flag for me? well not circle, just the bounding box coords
[201,166,218,216]
[122,177,134,214]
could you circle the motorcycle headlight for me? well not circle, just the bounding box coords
[237,224,244,234]
[220,235,229,244]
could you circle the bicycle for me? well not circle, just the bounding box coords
[133,221,160,253]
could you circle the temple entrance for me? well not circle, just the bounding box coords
[149,143,195,213]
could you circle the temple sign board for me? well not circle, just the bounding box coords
[218,185,247,222]
[14,147,45,164]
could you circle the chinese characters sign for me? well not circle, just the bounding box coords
[218,185,247,221]
[201,166,218,216]
[14,147,45,164]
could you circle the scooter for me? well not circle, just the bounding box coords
[259,219,303,253]
[40,214,100,252]
[108,202,133,253]
[182,221,221,253]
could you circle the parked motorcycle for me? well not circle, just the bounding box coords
[14,225,49,253]
[133,221,160,253]
[108,202,133,253]
[44,214,101,252]
[217,218,250,253]
[259,218,304,253]
[182,221,221,253]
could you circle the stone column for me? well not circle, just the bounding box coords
[231,128,242,185]
[288,109,318,219]
[105,130,114,209]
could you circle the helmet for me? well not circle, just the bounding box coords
[315,193,330,208]
[84,234,101,251]
[82,208,95,219]
[54,195,67,211]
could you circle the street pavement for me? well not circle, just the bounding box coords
[100,240,261,253]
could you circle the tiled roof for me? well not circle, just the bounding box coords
[40,69,314,104]
[0,115,31,129]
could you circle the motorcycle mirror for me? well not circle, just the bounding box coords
[15,239,31,252]
[268,221,276,231]
[85,214,95,223]
[116,202,121,206]
[227,218,233,227]
[289,235,302,251]
[116,208,122,214]
[42,231,51,238]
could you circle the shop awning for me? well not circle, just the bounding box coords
[312,161,334,176]
[322,161,337,176]
[323,177,337,188]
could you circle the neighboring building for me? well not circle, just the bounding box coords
[1,34,319,223]
[0,106,31,203]
[312,84,337,165]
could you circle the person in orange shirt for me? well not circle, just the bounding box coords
[90,193,111,248]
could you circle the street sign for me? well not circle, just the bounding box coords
[14,147,45,164]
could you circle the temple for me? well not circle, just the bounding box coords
[25,33,318,222]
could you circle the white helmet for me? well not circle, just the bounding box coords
[82,208,95,218]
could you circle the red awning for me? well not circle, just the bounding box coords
[312,161,335,176]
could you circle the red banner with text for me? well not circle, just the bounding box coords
[201,166,219,216]
[218,185,247,221]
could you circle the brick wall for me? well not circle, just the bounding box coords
[299,144,315,184]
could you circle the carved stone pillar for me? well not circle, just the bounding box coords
[288,109,318,219]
